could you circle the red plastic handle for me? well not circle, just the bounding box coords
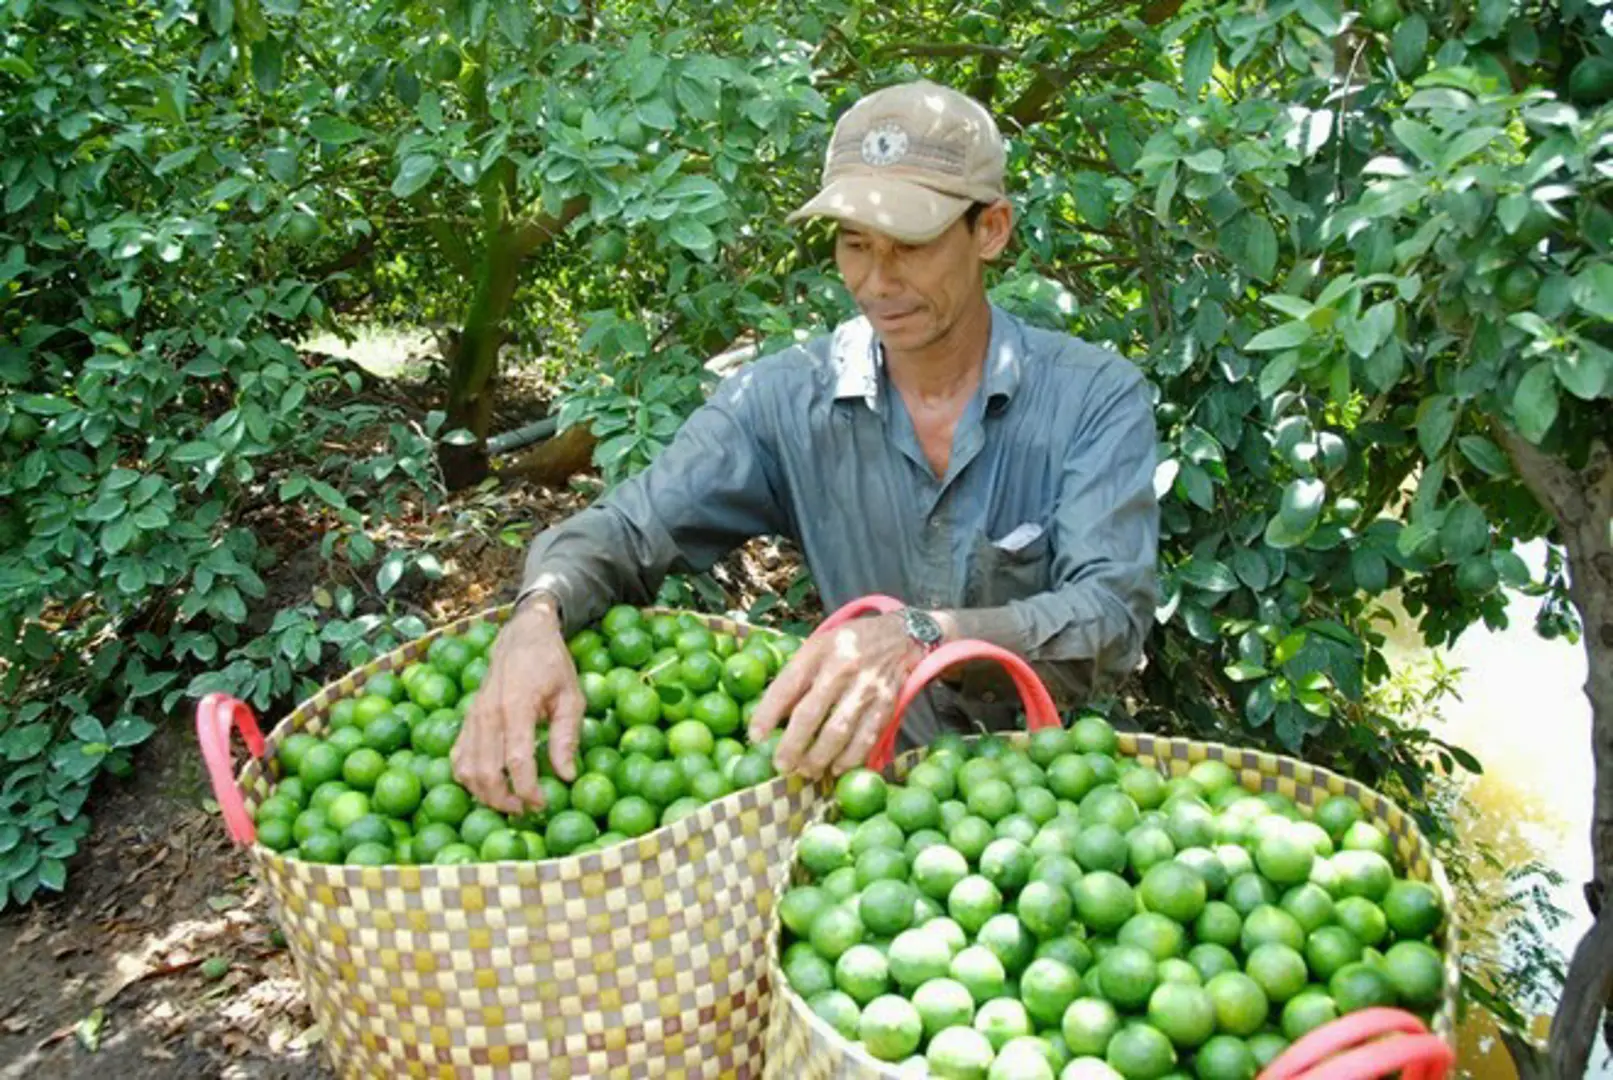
[807,595,904,642]
[195,693,265,847]
[1259,1009,1452,1080]
[865,640,1062,772]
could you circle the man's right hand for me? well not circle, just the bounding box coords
[451,596,584,814]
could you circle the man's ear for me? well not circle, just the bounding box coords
[975,200,1014,261]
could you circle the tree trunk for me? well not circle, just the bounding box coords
[1500,430,1613,1078]
[440,228,522,491]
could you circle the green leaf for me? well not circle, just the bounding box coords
[1457,435,1511,478]
[1364,339,1404,392]
[1176,461,1215,510]
[108,717,155,749]
[1391,13,1429,73]
[1343,301,1396,359]
[1231,548,1271,591]
[1183,149,1224,174]
[668,217,716,255]
[1557,341,1612,401]
[1571,264,1613,321]
[376,552,406,595]
[1179,558,1238,594]
[1278,477,1326,531]
[251,38,284,94]
[391,154,438,198]
[1351,549,1389,592]
[1246,321,1313,351]
[308,115,368,145]
[1183,30,1215,98]
[1225,662,1269,682]
[1241,216,1278,282]
[1391,118,1441,165]
[38,857,65,892]
[1512,361,1559,443]
[207,0,234,35]
[1441,499,1489,561]
[1258,352,1299,398]
[1416,394,1459,457]
[1154,164,1179,221]
[154,146,200,176]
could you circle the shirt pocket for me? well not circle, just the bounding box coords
[965,522,1053,610]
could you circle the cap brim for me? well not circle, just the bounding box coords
[786,176,972,245]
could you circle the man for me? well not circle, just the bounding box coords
[453,79,1159,814]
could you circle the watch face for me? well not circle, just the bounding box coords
[904,608,942,647]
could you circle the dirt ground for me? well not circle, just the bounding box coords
[0,390,816,1078]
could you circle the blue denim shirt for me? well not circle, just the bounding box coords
[521,305,1159,745]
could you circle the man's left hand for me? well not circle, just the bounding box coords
[746,614,924,779]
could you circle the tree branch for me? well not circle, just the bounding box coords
[421,215,475,278]
[511,196,590,258]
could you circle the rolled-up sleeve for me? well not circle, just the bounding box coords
[953,360,1159,700]
[517,364,792,636]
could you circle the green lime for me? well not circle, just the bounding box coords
[371,768,423,817]
[601,605,643,637]
[1166,804,1216,852]
[1279,883,1335,934]
[719,651,769,701]
[352,694,394,727]
[326,790,372,831]
[298,830,344,864]
[1079,789,1140,833]
[1105,1022,1175,1080]
[1048,756,1099,803]
[1187,943,1239,983]
[419,783,471,828]
[475,828,522,861]
[1382,940,1443,1008]
[927,1025,995,1078]
[546,809,600,856]
[914,976,977,1038]
[1305,925,1363,981]
[951,944,1008,1003]
[1070,716,1118,756]
[860,994,924,1062]
[1193,1035,1256,1080]
[340,747,386,792]
[277,733,320,775]
[1125,827,1175,874]
[1017,880,1075,940]
[256,817,294,851]
[298,742,345,787]
[1255,830,1315,888]
[908,760,958,802]
[1315,795,1364,841]
[862,879,918,937]
[458,807,507,850]
[1192,902,1242,950]
[344,840,392,865]
[1157,958,1200,986]
[856,846,910,889]
[837,769,888,820]
[1097,944,1157,1011]
[903,844,965,901]
[835,943,891,1005]
[1063,1000,1122,1062]
[1118,913,1185,963]
[974,997,1033,1052]
[427,638,473,682]
[1241,905,1306,953]
[292,808,331,844]
[968,779,1018,823]
[1073,872,1135,936]
[604,795,655,837]
[810,904,865,961]
[660,797,703,826]
[1205,972,1268,1036]
[809,988,862,1040]
[675,650,720,693]
[1330,851,1394,902]
[1244,943,1308,1004]
[1146,981,1214,1050]
[1382,880,1444,938]
[1185,761,1237,798]
[619,723,668,760]
[1280,990,1339,1040]
[1333,896,1389,948]
[777,886,829,941]
[1138,861,1206,923]
[641,760,688,808]
[569,772,616,819]
[327,699,360,730]
[326,727,366,757]
[1340,821,1394,860]
[1225,873,1278,916]
[1329,961,1396,1011]
[981,838,1033,892]
[410,821,457,863]
[799,824,853,879]
[674,626,716,657]
[362,714,410,755]
[888,928,954,990]
[728,751,775,789]
[255,794,300,825]
[606,626,653,669]
[889,786,942,834]
[979,913,1036,976]
[410,671,459,712]
[1073,824,1128,874]
[580,672,614,717]
[1248,1032,1290,1070]
[1021,957,1081,1028]
[948,875,1004,935]
[1119,768,1167,812]
[691,692,740,737]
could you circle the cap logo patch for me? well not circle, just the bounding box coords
[860,123,909,167]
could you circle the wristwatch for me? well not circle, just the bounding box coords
[899,607,944,654]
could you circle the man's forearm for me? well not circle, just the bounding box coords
[515,505,660,638]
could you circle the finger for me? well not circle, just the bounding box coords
[830,672,901,777]
[547,682,585,783]
[802,676,877,779]
[774,673,844,776]
[748,642,820,743]
[453,690,508,811]
[503,694,544,812]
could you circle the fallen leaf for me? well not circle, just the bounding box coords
[141,1046,177,1062]
[3,1015,31,1034]
[74,1008,105,1053]
[205,894,238,912]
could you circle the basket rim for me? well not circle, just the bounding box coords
[236,603,815,881]
[767,729,1462,1073]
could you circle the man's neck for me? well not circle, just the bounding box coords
[881,297,994,405]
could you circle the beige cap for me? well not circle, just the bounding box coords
[787,79,1007,245]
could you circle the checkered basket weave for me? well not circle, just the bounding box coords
[196,603,824,1080]
[762,681,1460,1078]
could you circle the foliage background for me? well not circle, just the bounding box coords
[1,0,1610,1066]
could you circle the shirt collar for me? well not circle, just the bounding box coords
[831,304,1025,409]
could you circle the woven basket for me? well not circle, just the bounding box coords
[762,662,1461,1079]
[197,603,823,1080]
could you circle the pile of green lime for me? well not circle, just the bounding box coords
[249,606,802,866]
[777,718,1447,1080]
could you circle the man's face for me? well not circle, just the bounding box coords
[834,201,1012,353]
